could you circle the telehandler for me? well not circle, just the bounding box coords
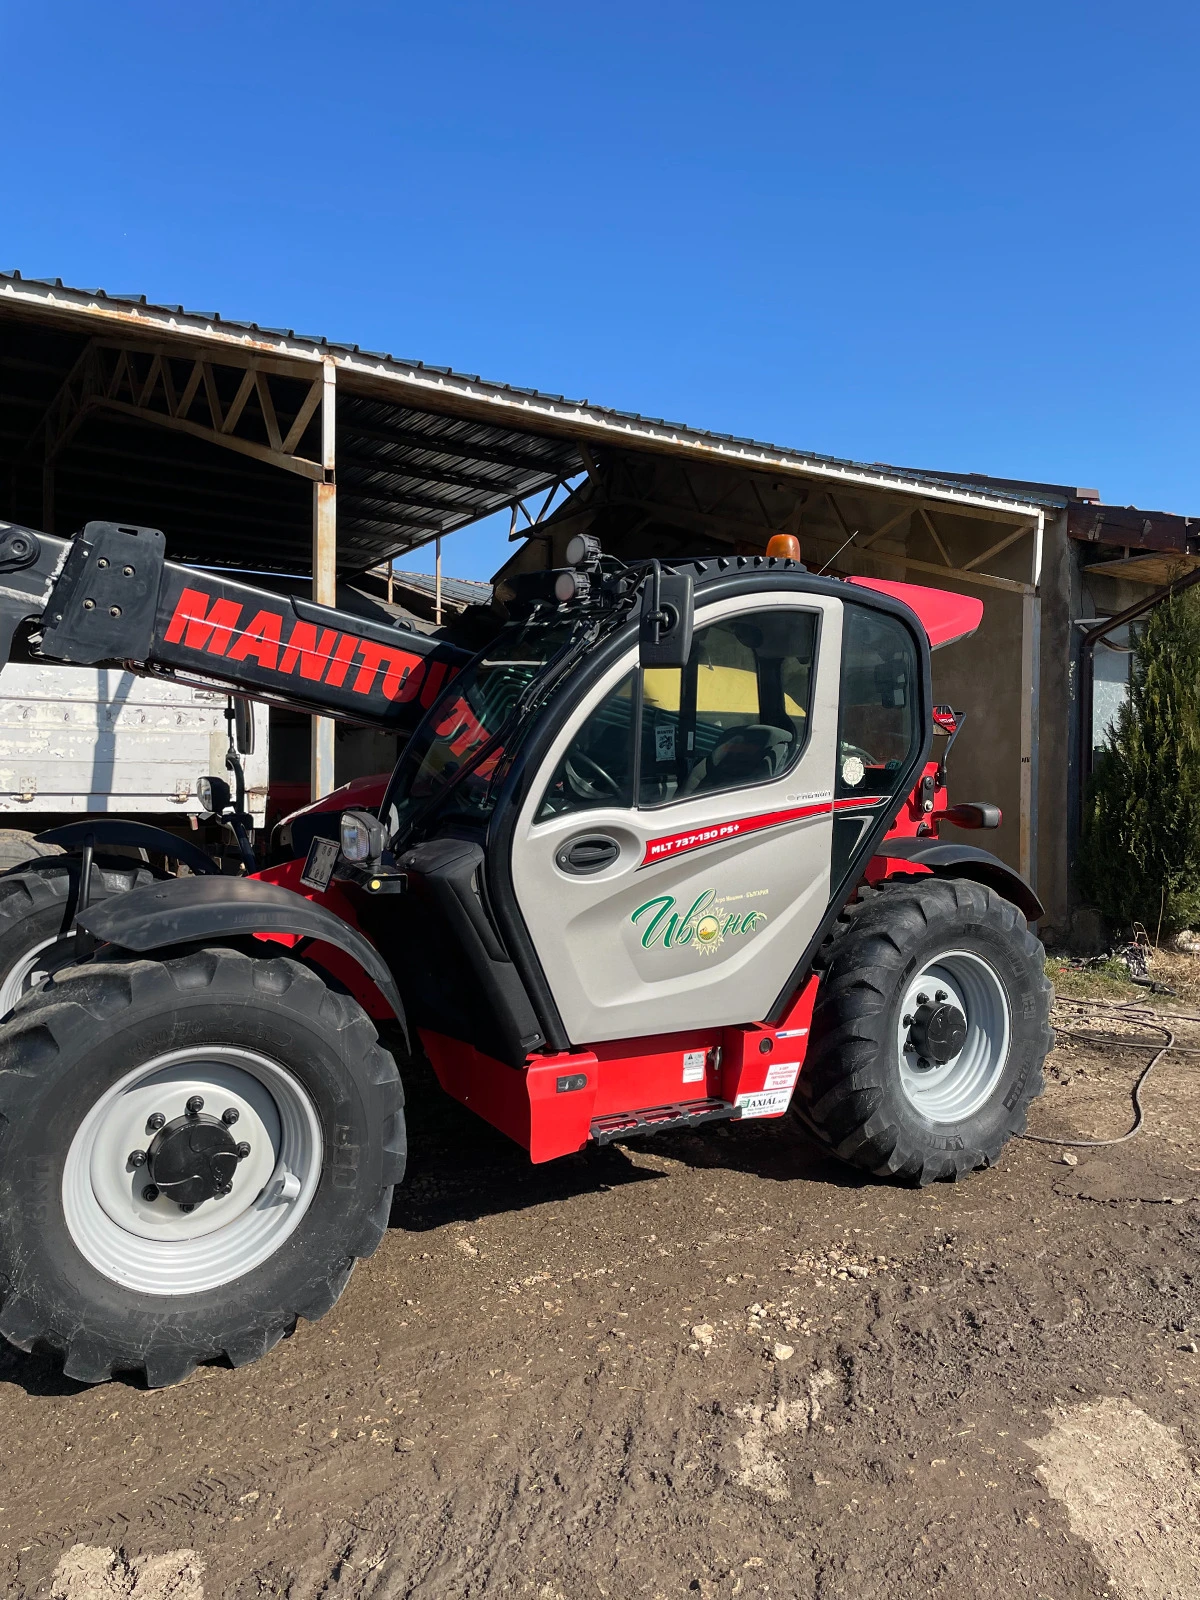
[0,517,1051,1385]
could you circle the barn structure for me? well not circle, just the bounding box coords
[3,270,1193,940]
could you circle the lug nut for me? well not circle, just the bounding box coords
[179,1203,195,1214]
[186,1095,204,1116]
[128,1148,147,1167]
[935,989,948,1002]
[216,1183,232,1197]
[903,1014,913,1026]
[142,1184,159,1202]
[221,1107,240,1125]
[918,1056,930,1069]
[916,992,930,1005]
[236,1141,251,1161]
[146,1112,166,1132]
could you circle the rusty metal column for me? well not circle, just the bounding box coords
[311,358,337,799]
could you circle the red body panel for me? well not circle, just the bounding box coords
[249,858,393,1020]
[419,976,820,1164]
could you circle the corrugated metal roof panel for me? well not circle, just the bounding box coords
[0,270,1048,519]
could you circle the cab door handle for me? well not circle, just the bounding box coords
[556,834,621,875]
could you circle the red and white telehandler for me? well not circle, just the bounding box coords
[0,518,1051,1386]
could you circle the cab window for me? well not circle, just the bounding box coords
[836,605,920,799]
[640,609,817,807]
[536,672,636,819]
[536,608,819,820]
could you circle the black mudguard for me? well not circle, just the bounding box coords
[873,837,1044,921]
[36,819,220,877]
[75,875,405,1028]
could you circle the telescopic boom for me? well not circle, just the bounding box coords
[0,519,469,732]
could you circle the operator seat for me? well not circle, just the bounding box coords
[680,723,794,795]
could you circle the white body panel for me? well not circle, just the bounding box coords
[512,595,843,1044]
[0,665,268,821]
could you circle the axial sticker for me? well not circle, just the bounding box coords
[630,887,768,957]
[841,755,865,787]
[735,1088,793,1119]
[682,1050,706,1084]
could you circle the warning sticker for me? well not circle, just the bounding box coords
[682,1049,706,1084]
[735,1088,793,1119]
[655,724,676,761]
[763,1060,801,1093]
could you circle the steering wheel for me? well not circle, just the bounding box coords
[564,749,621,802]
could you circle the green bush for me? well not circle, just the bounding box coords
[1080,585,1200,938]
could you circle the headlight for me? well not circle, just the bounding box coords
[340,810,385,863]
[197,775,231,816]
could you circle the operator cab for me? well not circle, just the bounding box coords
[350,551,935,1070]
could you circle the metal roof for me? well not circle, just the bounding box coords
[0,272,1048,558]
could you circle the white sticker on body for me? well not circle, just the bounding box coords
[763,1060,801,1093]
[735,1088,793,1119]
[682,1049,706,1083]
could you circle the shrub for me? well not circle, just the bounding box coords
[1079,584,1200,938]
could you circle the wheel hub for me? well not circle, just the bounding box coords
[907,999,967,1066]
[145,1108,242,1207]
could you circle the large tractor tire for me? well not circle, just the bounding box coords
[0,829,63,873]
[798,877,1052,1185]
[0,947,405,1387]
[0,859,157,1018]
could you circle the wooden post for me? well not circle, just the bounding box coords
[1019,589,1042,895]
[311,359,337,800]
[435,535,443,625]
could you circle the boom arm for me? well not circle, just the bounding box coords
[0,519,470,733]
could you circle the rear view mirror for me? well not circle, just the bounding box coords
[638,567,694,669]
[234,698,255,755]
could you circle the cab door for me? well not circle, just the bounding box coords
[510,594,843,1045]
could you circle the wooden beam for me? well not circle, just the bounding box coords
[884,553,1035,596]
[917,506,954,568]
[95,399,324,479]
[860,507,911,550]
[961,523,1033,572]
[311,359,338,800]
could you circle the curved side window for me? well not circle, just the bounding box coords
[535,672,636,820]
[835,605,920,800]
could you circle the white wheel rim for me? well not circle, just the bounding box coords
[896,949,1011,1122]
[62,1046,323,1296]
[0,933,75,1017]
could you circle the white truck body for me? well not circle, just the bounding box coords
[0,665,268,822]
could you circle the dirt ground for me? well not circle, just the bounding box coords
[2,993,1198,1600]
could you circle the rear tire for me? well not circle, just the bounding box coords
[0,860,157,1018]
[798,877,1052,1184]
[0,829,63,873]
[0,947,405,1386]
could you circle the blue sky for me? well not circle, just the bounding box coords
[3,1,1198,578]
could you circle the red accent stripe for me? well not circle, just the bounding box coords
[639,794,884,867]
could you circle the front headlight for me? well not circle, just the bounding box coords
[197,775,231,816]
[340,810,385,863]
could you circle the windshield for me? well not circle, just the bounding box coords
[382,617,577,840]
